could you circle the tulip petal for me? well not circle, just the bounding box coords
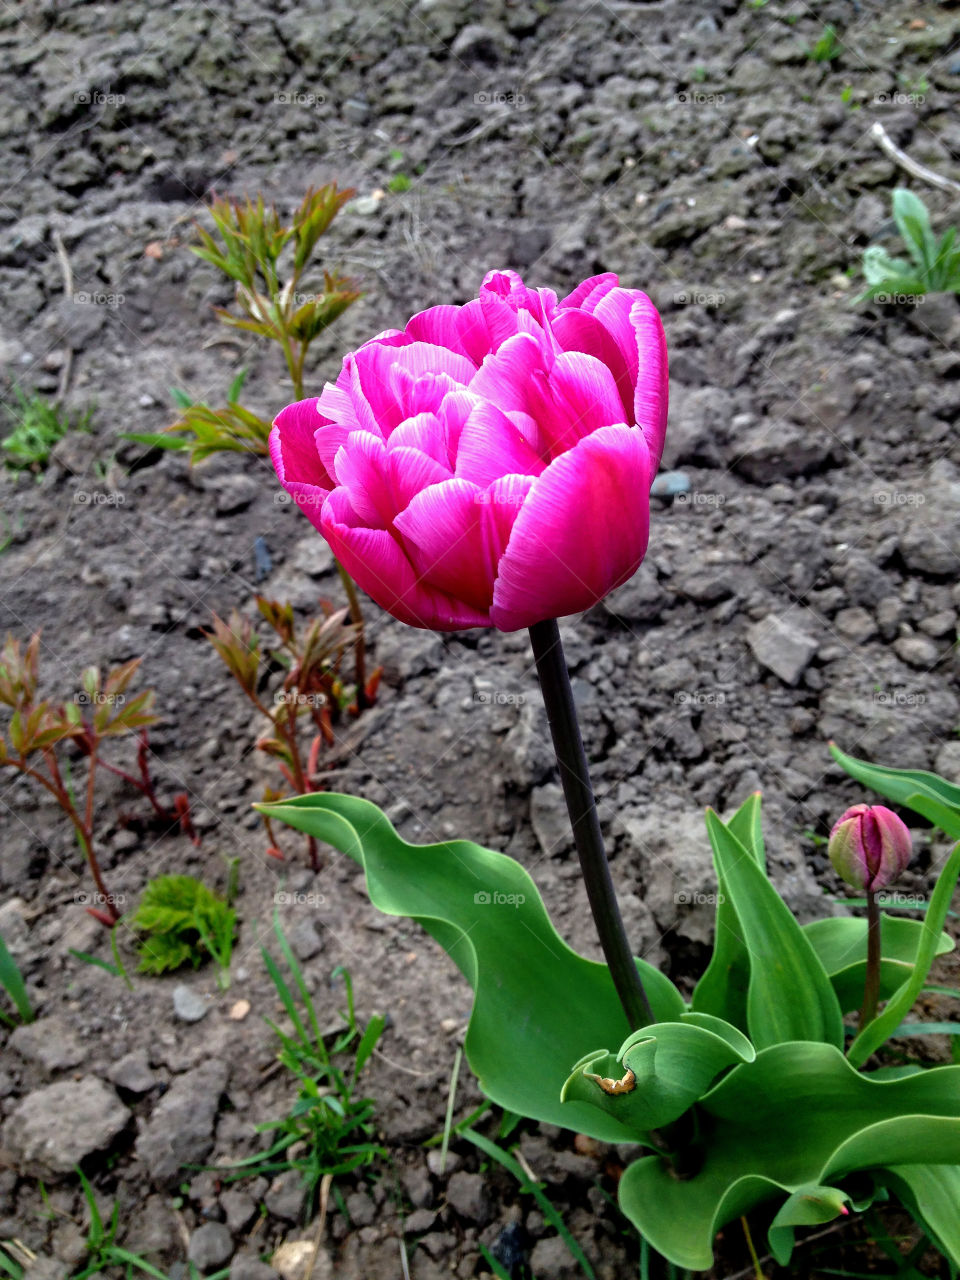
[454,402,546,487]
[589,289,668,472]
[271,398,335,490]
[550,310,634,422]
[629,294,669,473]
[394,478,500,612]
[322,488,490,631]
[353,341,477,432]
[491,425,653,631]
[559,272,619,311]
[404,304,471,357]
[469,332,547,414]
[388,413,455,471]
[335,432,450,528]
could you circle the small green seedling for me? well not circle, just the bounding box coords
[1,390,92,475]
[130,874,236,988]
[71,1169,167,1280]
[217,912,386,1218]
[858,188,960,302]
[809,23,842,62]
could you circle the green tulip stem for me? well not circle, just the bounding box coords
[858,888,882,1032]
[528,619,654,1030]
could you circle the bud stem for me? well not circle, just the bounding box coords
[858,889,882,1031]
[528,619,654,1030]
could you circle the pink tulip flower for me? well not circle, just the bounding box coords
[827,804,912,892]
[270,270,668,631]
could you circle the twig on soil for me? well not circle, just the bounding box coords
[399,1238,411,1280]
[870,121,960,195]
[439,1047,462,1177]
[304,1172,333,1280]
[51,229,74,400]
[372,1047,435,1078]
[447,109,516,147]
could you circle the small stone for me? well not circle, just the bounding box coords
[894,635,939,668]
[221,1188,258,1233]
[401,1160,433,1209]
[3,1077,129,1176]
[405,1208,437,1233]
[920,610,956,638]
[188,1222,234,1271]
[271,1240,332,1280]
[833,607,877,644]
[450,24,503,62]
[9,1016,85,1072]
[173,984,209,1023]
[109,1051,158,1095]
[427,1149,462,1177]
[650,470,691,497]
[935,741,960,779]
[530,783,574,857]
[265,1171,304,1222]
[345,1190,376,1226]
[876,595,906,641]
[530,1235,582,1279]
[135,1060,228,1187]
[445,1171,488,1223]
[747,615,818,686]
[342,97,370,125]
[211,474,259,516]
[288,918,323,961]
[230,1255,279,1280]
[228,999,251,1021]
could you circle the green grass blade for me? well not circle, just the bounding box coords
[848,840,960,1068]
[0,934,33,1023]
[462,1127,596,1280]
[478,1245,514,1280]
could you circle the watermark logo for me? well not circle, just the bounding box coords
[674,690,726,707]
[874,92,925,107]
[674,491,725,507]
[75,890,125,906]
[274,691,328,707]
[74,690,125,706]
[674,290,725,307]
[873,490,925,507]
[273,90,325,108]
[474,490,527,506]
[75,90,125,106]
[676,91,725,106]
[874,292,924,306]
[74,490,125,506]
[873,689,927,707]
[474,889,525,907]
[675,891,725,906]
[474,90,526,107]
[74,291,124,308]
[274,890,326,907]
[474,690,526,706]
[274,491,324,507]
[876,891,926,909]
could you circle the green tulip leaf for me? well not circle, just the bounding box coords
[879,1164,960,1265]
[256,792,684,1141]
[618,1042,960,1270]
[828,743,960,838]
[702,809,844,1050]
[562,1013,755,1134]
[767,1184,851,1266]
[803,914,954,1013]
[692,793,765,1031]
[847,839,960,1069]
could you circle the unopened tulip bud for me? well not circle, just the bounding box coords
[828,804,912,892]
